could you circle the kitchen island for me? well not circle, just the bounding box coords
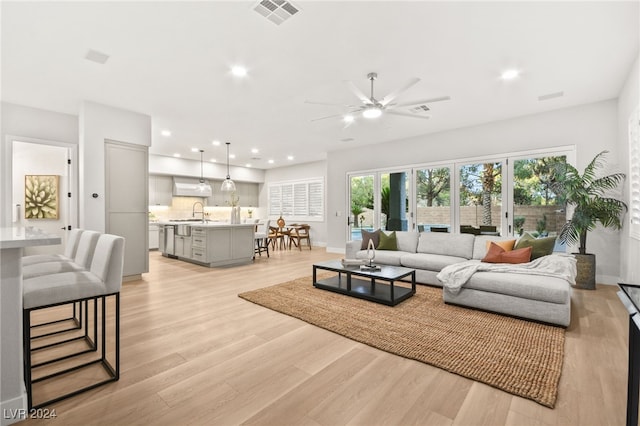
[1,226,61,424]
[159,222,255,267]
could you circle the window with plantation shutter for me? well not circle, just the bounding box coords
[630,105,640,240]
[267,177,324,221]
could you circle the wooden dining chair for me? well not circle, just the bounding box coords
[289,224,311,250]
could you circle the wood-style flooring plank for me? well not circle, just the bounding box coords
[18,249,629,426]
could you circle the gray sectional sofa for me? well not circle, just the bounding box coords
[345,231,573,327]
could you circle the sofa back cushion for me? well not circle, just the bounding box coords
[472,235,518,260]
[394,231,419,253]
[417,233,475,259]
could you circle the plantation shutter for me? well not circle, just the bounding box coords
[630,105,640,240]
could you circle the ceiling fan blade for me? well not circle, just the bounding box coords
[379,77,420,106]
[394,96,451,108]
[345,81,372,104]
[304,100,353,107]
[386,110,431,120]
[311,113,347,122]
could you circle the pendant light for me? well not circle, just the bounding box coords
[220,142,236,192]
[197,149,207,192]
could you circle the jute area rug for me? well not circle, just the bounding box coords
[238,275,565,408]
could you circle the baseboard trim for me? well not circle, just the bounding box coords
[1,393,27,426]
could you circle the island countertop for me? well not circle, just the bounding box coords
[158,221,256,228]
[0,226,61,249]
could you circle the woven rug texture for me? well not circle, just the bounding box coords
[238,275,565,408]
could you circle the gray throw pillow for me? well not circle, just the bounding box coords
[361,229,381,250]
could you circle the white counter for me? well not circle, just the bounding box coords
[1,226,60,425]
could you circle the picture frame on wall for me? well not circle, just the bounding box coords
[24,174,59,219]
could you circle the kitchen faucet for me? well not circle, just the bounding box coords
[192,201,205,222]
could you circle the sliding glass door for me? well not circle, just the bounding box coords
[348,147,572,244]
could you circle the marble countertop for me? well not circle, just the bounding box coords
[157,221,255,228]
[0,226,62,249]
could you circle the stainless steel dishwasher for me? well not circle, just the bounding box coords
[162,224,176,258]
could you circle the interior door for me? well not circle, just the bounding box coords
[12,141,74,255]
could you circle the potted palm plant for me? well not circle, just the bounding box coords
[556,151,627,289]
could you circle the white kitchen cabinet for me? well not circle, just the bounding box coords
[149,175,173,206]
[149,223,160,250]
[175,235,192,259]
[189,224,254,267]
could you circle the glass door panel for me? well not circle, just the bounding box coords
[348,174,374,240]
[459,161,503,235]
[415,166,451,232]
[513,155,566,250]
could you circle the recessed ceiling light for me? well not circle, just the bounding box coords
[245,163,252,168]
[231,66,248,77]
[287,155,294,161]
[343,115,354,123]
[251,148,259,154]
[191,147,199,152]
[268,159,274,164]
[229,154,236,159]
[501,69,520,80]
[173,153,181,158]
[212,140,221,146]
[161,129,171,137]
[210,158,217,162]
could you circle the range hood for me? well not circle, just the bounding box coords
[173,177,212,197]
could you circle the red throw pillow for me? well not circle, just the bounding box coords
[482,242,532,264]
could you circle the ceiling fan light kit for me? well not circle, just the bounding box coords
[307,72,450,124]
[221,142,236,192]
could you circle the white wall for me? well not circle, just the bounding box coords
[262,160,328,246]
[618,54,640,283]
[326,99,621,283]
[79,101,151,231]
[0,102,77,226]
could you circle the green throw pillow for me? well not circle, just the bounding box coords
[514,233,556,260]
[377,231,398,251]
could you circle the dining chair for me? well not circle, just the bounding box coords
[289,224,311,250]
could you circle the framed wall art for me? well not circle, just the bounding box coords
[24,174,59,219]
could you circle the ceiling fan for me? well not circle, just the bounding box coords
[306,72,450,125]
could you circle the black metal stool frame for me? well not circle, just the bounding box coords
[23,292,120,410]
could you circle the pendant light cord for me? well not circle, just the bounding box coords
[199,149,204,183]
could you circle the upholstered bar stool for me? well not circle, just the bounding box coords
[254,220,270,258]
[22,228,83,266]
[23,233,125,409]
[23,230,101,339]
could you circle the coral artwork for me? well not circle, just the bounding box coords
[25,175,59,219]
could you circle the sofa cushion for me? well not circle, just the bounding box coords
[482,243,532,264]
[472,235,518,260]
[464,271,570,305]
[361,229,381,250]
[377,231,398,250]
[401,253,468,272]
[417,233,474,259]
[395,231,419,253]
[485,239,516,252]
[355,250,404,266]
[515,233,556,260]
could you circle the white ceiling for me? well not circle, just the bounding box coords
[2,1,638,169]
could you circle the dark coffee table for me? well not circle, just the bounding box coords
[312,260,416,306]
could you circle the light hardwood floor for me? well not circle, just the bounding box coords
[20,247,628,426]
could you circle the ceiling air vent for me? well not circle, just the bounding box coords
[85,49,110,64]
[538,91,564,101]
[409,105,430,114]
[254,0,300,25]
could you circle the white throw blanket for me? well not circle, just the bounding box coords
[437,254,577,294]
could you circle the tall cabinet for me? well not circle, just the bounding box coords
[105,140,149,276]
